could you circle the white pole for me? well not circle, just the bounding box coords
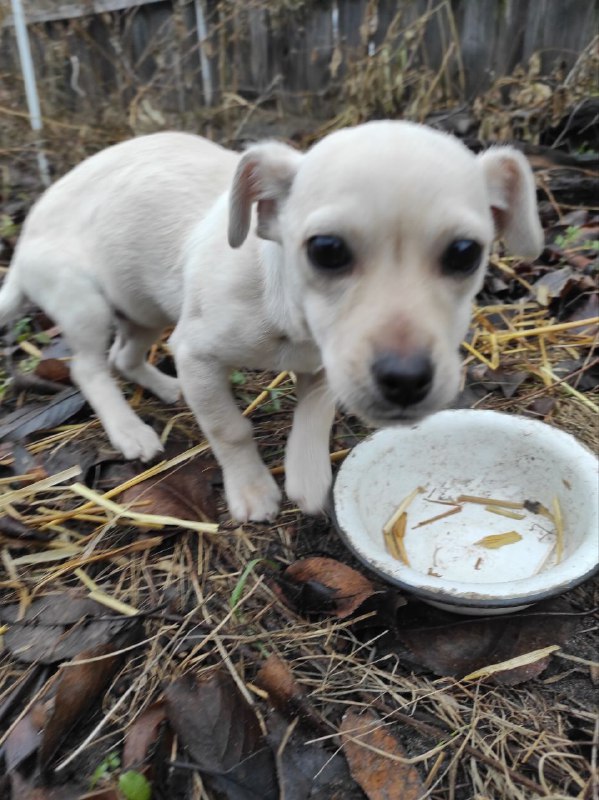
[10,0,51,186]
[194,0,213,107]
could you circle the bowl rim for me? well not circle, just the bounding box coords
[332,408,599,609]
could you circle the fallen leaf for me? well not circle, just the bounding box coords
[122,702,167,769]
[10,371,69,395]
[532,266,578,304]
[255,655,326,734]
[0,515,52,541]
[340,709,425,800]
[280,557,376,618]
[256,655,304,714]
[389,598,576,684]
[0,592,139,665]
[4,703,45,772]
[7,773,83,800]
[39,642,127,769]
[552,356,599,392]
[165,669,278,800]
[562,291,599,333]
[527,396,557,418]
[0,593,106,626]
[43,442,102,485]
[34,358,71,385]
[466,366,528,399]
[2,637,139,784]
[0,388,86,442]
[266,712,361,800]
[348,589,407,636]
[119,454,218,523]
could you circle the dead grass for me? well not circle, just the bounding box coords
[1,287,597,796]
[0,6,598,796]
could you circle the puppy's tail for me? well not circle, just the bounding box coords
[0,267,25,326]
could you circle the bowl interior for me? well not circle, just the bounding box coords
[334,410,598,607]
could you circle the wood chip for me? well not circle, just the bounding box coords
[484,506,526,520]
[552,496,564,563]
[383,486,426,535]
[474,531,523,549]
[457,495,524,509]
[391,512,410,565]
[413,505,462,528]
[463,645,560,680]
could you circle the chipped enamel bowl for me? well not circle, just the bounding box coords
[333,409,598,615]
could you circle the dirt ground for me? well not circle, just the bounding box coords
[0,66,598,800]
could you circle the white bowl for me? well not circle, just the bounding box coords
[333,410,598,615]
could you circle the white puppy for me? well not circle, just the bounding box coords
[0,121,543,521]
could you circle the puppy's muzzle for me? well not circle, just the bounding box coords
[371,350,434,409]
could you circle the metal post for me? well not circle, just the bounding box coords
[194,0,213,107]
[10,0,51,186]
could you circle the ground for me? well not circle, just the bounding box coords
[0,73,598,800]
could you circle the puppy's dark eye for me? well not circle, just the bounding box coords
[306,235,353,273]
[441,239,482,276]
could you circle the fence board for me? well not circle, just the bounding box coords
[1,0,596,131]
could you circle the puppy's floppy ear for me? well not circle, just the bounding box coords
[477,147,544,259]
[228,141,302,248]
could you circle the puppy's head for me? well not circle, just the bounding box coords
[229,121,543,426]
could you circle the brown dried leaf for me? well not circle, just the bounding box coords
[0,592,137,665]
[528,395,558,418]
[165,669,278,800]
[469,366,528,399]
[122,701,167,769]
[532,266,578,303]
[39,643,126,768]
[34,358,72,385]
[340,709,425,800]
[392,598,576,684]
[266,712,361,800]
[254,654,328,737]
[281,557,376,618]
[256,655,303,714]
[119,455,218,523]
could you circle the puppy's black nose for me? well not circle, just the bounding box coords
[372,351,434,407]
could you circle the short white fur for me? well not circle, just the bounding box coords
[0,121,543,521]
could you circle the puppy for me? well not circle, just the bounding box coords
[0,121,543,521]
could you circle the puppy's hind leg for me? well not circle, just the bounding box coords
[285,371,336,515]
[109,318,180,405]
[51,280,164,461]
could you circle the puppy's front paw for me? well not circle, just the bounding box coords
[285,459,332,516]
[225,469,282,523]
[110,421,164,462]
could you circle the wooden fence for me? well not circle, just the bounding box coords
[0,1,597,138]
